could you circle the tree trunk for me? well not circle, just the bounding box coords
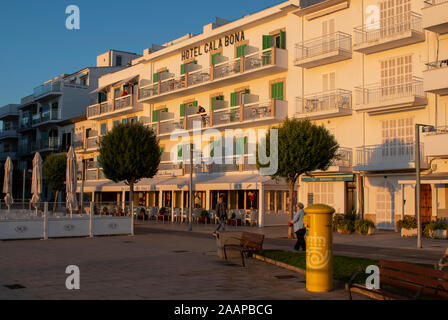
[52,190,59,215]
[129,181,134,216]
[288,180,296,239]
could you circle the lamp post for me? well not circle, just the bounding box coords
[415,124,435,249]
[188,144,193,232]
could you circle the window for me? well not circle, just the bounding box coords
[381,117,414,157]
[322,72,336,92]
[308,183,334,206]
[236,44,247,58]
[122,118,128,125]
[322,19,335,52]
[101,123,107,135]
[380,0,411,37]
[271,81,284,100]
[180,60,197,75]
[211,52,221,66]
[381,54,412,95]
[116,55,122,66]
[263,30,286,50]
[80,76,87,86]
[113,120,120,128]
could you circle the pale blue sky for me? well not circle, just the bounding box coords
[0,0,283,106]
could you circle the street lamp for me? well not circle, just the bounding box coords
[415,123,435,249]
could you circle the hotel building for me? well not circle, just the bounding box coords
[15,50,141,200]
[73,0,448,229]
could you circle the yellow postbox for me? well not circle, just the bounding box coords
[303,204,335,293]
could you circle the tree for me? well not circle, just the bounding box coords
[259,119,339,238]
[99,122,161,207]
[43,153,67,212]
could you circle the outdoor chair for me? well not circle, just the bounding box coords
[148,207,159,220]
[249,211,258,227]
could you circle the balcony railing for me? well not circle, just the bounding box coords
[33,81,62,98]
[138,48,282,102]
[0,129,18,139]
[424,0,448,7]
[212,106,241,127]
[87,101,111,118]
[426,59,448,70]
[332,148,353,167]
[355,143,424,169]
[353,12,423,47]
[18,142,36,155]
[242,100,274,122]
[40,137,61,150]
[296,89,352,115]
[295,32,352,61]
[355,78,425,106]
[87,94,136,119]
[31,109,61,125]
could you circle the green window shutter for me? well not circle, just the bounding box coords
[211,52,221,65]
[236,44,247,58]
[180,64,185,75]
[230,92,237,107]
[211,97,217,111]
[97,156,100,169]
[230,108,237,122]
[152,110,158,122]
[180,104,185,117]
[153,73,159,83]
[113,120,119,128]
[280,30,286,49]
[178,145,183,160]
[122,118,128,125]
[271,82,284,100]
[159,147,165,153]
[163,107,168,113]
[262,35,272,50]
[192,101,198,107]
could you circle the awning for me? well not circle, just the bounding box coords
[77,173,288,193]
[90,82,118,94]
[399,174,448,185]
[301,174,354,183]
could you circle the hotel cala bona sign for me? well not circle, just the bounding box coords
[181,31,245,61]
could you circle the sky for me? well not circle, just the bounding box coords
[0,0,284,107]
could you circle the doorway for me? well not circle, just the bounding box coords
[420,184,432,223]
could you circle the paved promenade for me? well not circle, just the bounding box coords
[0,228,361,300]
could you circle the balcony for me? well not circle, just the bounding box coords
[39,137,61,152]
[423,126,448,157]
[423,60,448,95]
[353,13,425,54]
[33,81,62,101]
[422,0,448,34]
[295,89,352,120]
[31,109,62,126]
[18,142,37,156]
[212,99,288,129]
[294,32,352,68]
[354,78,427,114]
[354,143,426,171]
[87,94,142,120]
[0,128,18,140]
[138,47,288,103]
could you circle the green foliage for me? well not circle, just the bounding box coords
[200,210,209,218]
[333,214,345,230]
[258,118,339,182]
[338,219,355,234]
[102,207,109,214]
[397,216,417,230]
[99,122,161,186]
[231,212,236,219]
[43,153,67,193]
[355,219,375,235]
[423,219,448,238]
[159,207,167,214]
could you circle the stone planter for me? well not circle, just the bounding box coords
[357,227,376,236]
[429,229,448,240]
[337,228,353,235]
[401,228,418,237]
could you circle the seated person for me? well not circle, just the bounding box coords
[197,105,208,126]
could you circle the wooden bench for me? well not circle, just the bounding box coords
[223,232,265,267]
[346,259,448,300]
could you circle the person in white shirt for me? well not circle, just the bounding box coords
[290,203,306,252]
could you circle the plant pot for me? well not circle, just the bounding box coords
[357,227,376,236]
[337,228,353,235]
[430,229,448,239]
[401,228,418,237]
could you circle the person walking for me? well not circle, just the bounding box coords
[213,194,227,236]
[290,203,306,252]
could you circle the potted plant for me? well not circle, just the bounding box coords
[117,207,123,217]
[333,214,345,231]
[423,220,448,239]
[158,207,167,221]
[101,206,109,216]
[397,216,418,237]
[198,210,209,224]
[355,219,376,236]
[337,219,355,234]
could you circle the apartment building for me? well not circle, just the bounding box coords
[73,0,448,229]
[16,50,141,200]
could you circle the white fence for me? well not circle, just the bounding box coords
[0,202,133,240]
